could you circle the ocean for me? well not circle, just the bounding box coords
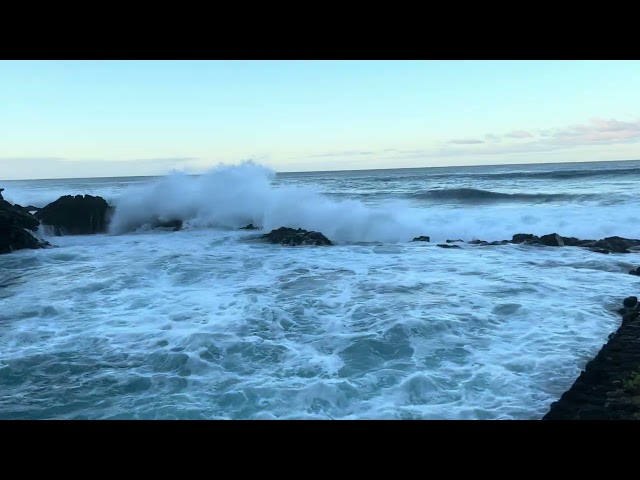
[1,159,639,419]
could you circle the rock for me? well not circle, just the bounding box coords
[511,233,539,244]
[623,297,638,308]
[468,239,486,245]
[539,233,565,247]
[488,240,510,245]
[437,244,461,249]
[630,267,640,276]
[446,239,464,243]
[412,236,430,242]
[562,236,594,247]
[261,227,333,246]
[592,237,640,254]
[590,248,610,254]
[240,224,260,230]
[35,194,111,235]
[1,190,50,254]
[153,219,182,231]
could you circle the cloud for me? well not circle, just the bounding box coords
[504,130,533,139]
[309,150,376,158]
[484,134,502,143]
[446,139,485,145]
[546,118,640,145]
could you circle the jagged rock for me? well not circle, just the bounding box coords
[35,194,111,235]
[1,189,49,254]
[262,227,333,246]
[591,237,640,254]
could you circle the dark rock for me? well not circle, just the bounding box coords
[511,233,539,244]
[153,219,182,231]
[592,236,640,254]
[1,190,50,254]
[590,248,610,255]
[412,236,430,242]
[488,240,510,245]
[623,297,638,308]
[35,194,110,235]
[262,227,333,246]
[0,188,3,200]
[468,239,486,245]
[562,236,594,247]
[539,233,565,247]
[437,244,461,249]
[630,267,640,276]
[446,239,464,243]
[240,224,260,230]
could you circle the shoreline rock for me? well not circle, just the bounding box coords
[543,296,640,420]
[1,189,50,254]
[35,194,111,235]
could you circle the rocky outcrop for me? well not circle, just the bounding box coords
[446,239,464,244]
[151,219,182,231]
[630,267,640,276]
[1,188,50,254]
[436,244,461,249]
[412,236,431,242]
[35,194,111,235]
[240,224,260,230]
[261,227,333,246]
[543,297,640,420]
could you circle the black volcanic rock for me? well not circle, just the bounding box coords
[35,194,111,235]
[412,236,431,242]
[623,296,638,308]
[539,233,565,247]
[591,236,640,254]
[262,227,333,246]
[511,233,538,244]
[1,190,49,254]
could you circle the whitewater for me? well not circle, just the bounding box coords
[1,160,640,419]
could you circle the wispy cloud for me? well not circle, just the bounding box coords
[446,139,484,145]
[504,130,533,139]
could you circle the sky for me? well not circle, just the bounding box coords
[1,60,640,180]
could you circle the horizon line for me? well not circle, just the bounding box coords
[2,157,639,182]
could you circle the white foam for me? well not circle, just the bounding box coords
[1,229,639,419]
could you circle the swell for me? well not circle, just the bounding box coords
[410,188,595,204]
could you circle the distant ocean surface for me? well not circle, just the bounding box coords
[2,159,640,419]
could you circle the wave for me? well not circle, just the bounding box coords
[411,188,593,204]
[106,162,640,243]
[108,162,428,243]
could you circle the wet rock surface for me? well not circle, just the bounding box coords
[1,188,50,254]
[261,227,333,246]
[35,194,111,235]
[543,297,640,420]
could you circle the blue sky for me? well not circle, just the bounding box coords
[1,60,640,179]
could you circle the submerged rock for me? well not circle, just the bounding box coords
[412,236,431,242]
[262,227,333,246]
[591,236,640,254]
[446,239,464,243]
[240,224,260,230]
[436,243,461,249]
[35,194,111,235]
[630,267,640,276]
[153,219,183,231]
